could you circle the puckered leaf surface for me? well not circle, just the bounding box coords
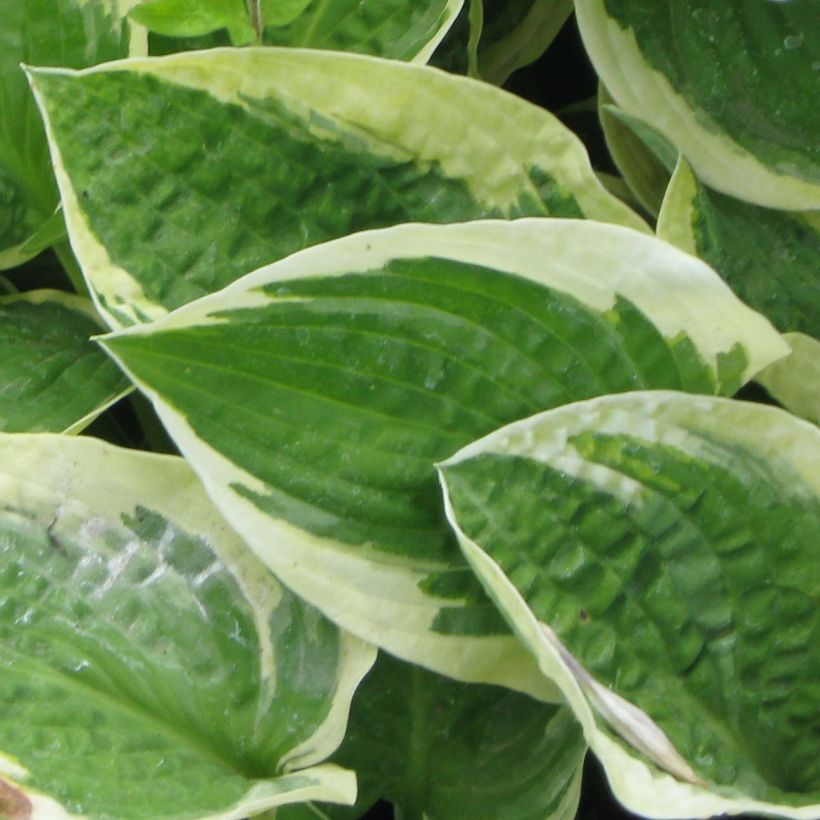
[658,158,820,337]
[439,391,820,818]
[0,0,140,267]
[575,0,820,210]
[0,290,131,434]
[27,47,645,328]
[0,434,375,818]
[99,219,786,696]
[299,652,585,820]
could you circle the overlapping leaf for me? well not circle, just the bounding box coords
[0,434,375,818]
[99,219,786,695]
[658,158,820,337]
[133,0,463,61]
[440,391,820,818]
[28,48,646,328]
[0,290,130,433]
[756,333,820,426]
[0,0,141,268]
[598,86,672,218]
[575,0,820,210]
[302,653,586,820]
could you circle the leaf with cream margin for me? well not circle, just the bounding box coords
[575,0,820,211]
[0,0,144,268]
[98,219,786,696]
[439,391,820,818]
[658,157,820,337]
[756,333,820,426]
[0,290,131,434]
[299,652,586,820]
[0,433,375,819]
[26,47,646,329]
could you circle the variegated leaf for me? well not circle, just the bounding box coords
[0,433,375,818]
[99,219,786,695]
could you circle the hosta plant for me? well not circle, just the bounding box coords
[0,1,817,818]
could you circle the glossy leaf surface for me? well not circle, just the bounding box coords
[658,158,820,336]
[28,48,645,328]
[0,434,374,818]
[440,391,820,818]
[0,0,137,266]
[0,290,130,433]
[100,219,786,695]
[320,653,585,820]
[575,0,820,210]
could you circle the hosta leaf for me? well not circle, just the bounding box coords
[27,48,646,329]
[575,0,820,210]
[0,290,131,434]
[598,86,671,219]
[478,0,573,86]
[658,158,820,336]
[300,652,585,820]
[0,0,141,265]
[258,0,463,61]
[756,332,820,426]
[0,433,375,818]
[99,219,786,695]
[439,391,820,818]
[130,0,256,45]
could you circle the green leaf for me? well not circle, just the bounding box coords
[0,0,139,264]
[0,433,376,818]
[575,0,820,210]
[0,290,131,433]
[598,86,671,218]
[98,219,786,695]
[141,0,465,61]
[17,207,67,258]
[27,48,646,328]
[430,0,572,83]
[261,0,313,27]
[130,0,256,45]
[258,0,463,61]
[478,0,573,85]
[658,157,820,336]
[756,332,820,426]
[313,653,586,820]
[440,391,820,817]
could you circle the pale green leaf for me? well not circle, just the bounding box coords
[0,290,131,433]
[0,433,375,818]
[130,0,256,45]
[440,391,820,817]
[313,652,586,820]
[0,0,140,263]
[261,0,313,27]
[575,0,820,210]
[658,157,820,336]
[98,219,785,695]
[143,0,464,61]
[756,332,820,425]
[27,48,646,328]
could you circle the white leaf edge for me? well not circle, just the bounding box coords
[438,390,820,819]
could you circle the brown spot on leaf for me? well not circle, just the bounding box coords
[0,779,32,819]
[579,608,590,622]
